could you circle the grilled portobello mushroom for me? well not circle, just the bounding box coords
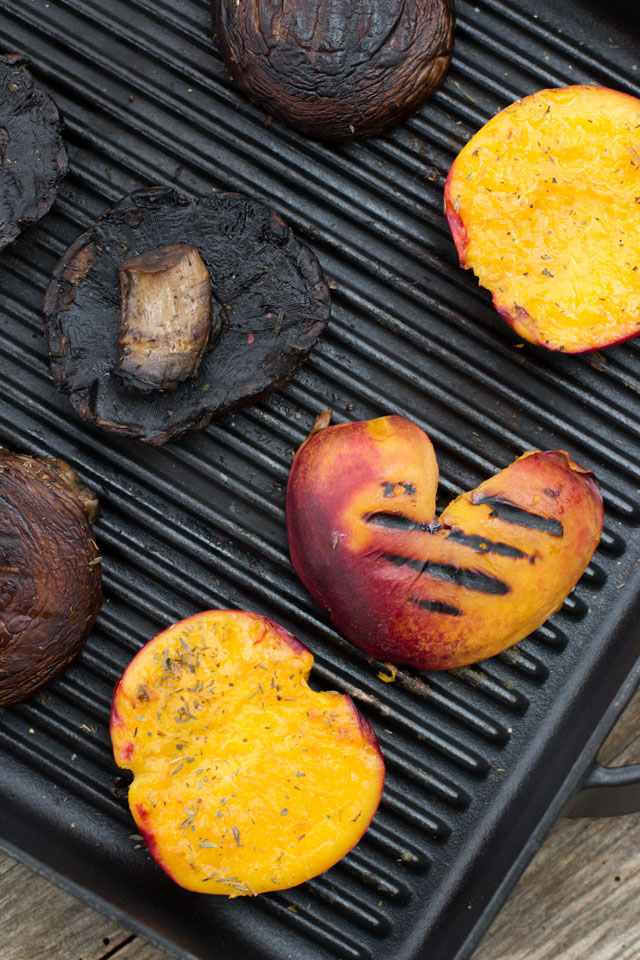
[0,451,102,706]
[213,0,455,140]
[0,54,67,250]
[43,186,331,444]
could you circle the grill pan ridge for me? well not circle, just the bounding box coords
[0,1,639,959]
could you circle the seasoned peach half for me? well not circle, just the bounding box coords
[287,415,603,669]
[110,610,384,896]
[445,85,640,352]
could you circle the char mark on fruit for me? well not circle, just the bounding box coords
[381,553,510,595]
[409,598,463,617]
[365,511,429,531]
[473,496,563,537]
[443,526,528,559]
[380,481,417,498]
[365,513,527,559]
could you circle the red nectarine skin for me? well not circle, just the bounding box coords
[287,416,603,669]
[110,609,384,895]
[445,85,640,352]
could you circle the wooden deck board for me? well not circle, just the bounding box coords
[474,688,640,960]
[0,853,131,960]
[1,691,639,960]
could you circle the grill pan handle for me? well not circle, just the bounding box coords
[564,762,640,818]
[564,649,640,818]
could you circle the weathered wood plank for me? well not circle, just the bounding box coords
[599,687,640,766]
[473,810,640,960]
[0,851,133,960]
[473,688,640,960]
[107,939,172,960]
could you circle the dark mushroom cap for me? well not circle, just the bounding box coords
[0,54,68,250]
[0,451,102,706]
[43,186,331,444]
[213,0,455,141]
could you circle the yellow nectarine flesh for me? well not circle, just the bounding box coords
[111,610,384,895]
[445,85,640,351]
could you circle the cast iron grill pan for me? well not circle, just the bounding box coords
[0,1,639,959]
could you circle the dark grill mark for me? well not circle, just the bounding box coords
[444,527,527,559]
[382,553,510,595]
[409,598,463,616]
[380,482,417,498]
[364,513,528,560]
[365,511,427,531]
[474,496,563,537]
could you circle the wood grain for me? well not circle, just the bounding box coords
[474,687,640,960]
[1,689,639,960]
[0,851,131,960]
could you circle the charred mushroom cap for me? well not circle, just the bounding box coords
[43,186,331,444]
[212,0,455,141]
[0,451,102,706]
[0,54,68,250]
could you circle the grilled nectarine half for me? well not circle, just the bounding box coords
[445,85,640,352]
[287,415,603,669]
[110,610,384,895]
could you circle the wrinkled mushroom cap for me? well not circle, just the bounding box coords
[0,54,67,250]
[0,451,102,706]
[213,0,455,140]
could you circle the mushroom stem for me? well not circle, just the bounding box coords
[116,243,216,392]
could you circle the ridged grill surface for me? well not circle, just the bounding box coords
[0,2,639,959]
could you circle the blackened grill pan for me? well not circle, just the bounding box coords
[0,1,639,958]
